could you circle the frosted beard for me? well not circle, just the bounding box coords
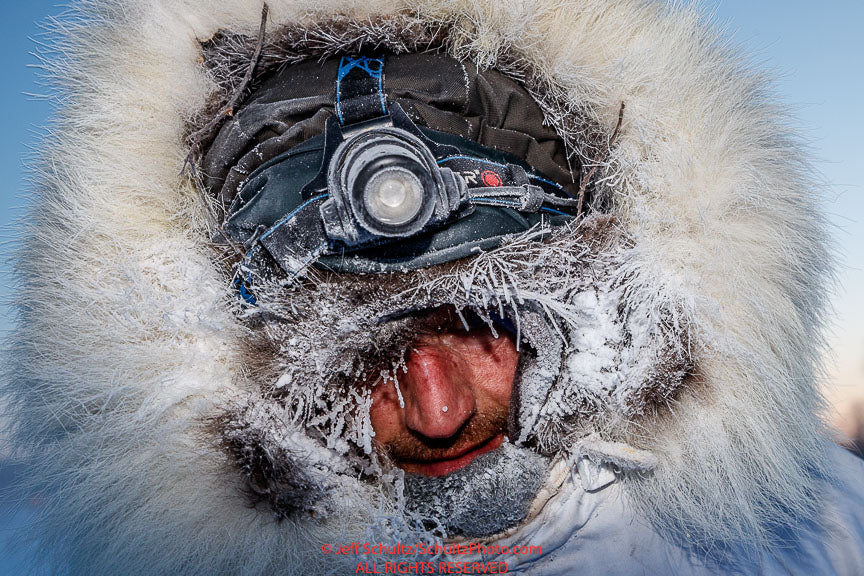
[404,443,549,537]
[216,216,691,540]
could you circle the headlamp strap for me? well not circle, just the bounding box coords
[257,194,330,277]
[252,154,575,280]
[335,55,387,126]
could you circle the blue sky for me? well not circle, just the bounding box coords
[0,0,862,430]
[707,0,864,432]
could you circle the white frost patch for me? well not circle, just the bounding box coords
[560,279,660,415]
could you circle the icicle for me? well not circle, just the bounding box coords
[513,305,522,352]
[455,307,470,332]
[392,372,405,410]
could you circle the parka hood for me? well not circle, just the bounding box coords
[2,1,844,574]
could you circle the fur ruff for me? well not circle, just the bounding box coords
[1,0,834,574]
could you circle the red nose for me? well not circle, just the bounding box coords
[399,343,477,439]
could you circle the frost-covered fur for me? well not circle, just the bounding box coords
[2,1,833,575]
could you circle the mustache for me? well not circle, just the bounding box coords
[382,409,509,463]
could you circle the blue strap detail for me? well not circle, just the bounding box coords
[233,274,257,305]
[259,193,329,241]
[234,193,329,303]
[530,174,571,194]
[337,55,384,79]
[336,56,386,125]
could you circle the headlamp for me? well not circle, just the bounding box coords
[321,126,466,247]
[362,167,424,226]
[220,54,582,298]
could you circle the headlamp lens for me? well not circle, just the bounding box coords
[363,168,425,225]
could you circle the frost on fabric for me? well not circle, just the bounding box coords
[199,14,451,97]
[216,215,692,527]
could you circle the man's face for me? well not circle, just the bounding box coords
[227,261,556,536]
[369,307,519,477]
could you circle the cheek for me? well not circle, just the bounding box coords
[369,381,404,444]
[447,330,520,409]
[477,334,520,407]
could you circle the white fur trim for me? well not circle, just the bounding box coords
[2,0,840,573]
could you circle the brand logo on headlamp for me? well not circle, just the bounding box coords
[481,170,504,188]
